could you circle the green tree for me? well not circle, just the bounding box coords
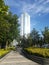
[4,12,20,41]
[0,18,10,48]
[27,35,32,47]
[0,0,9,48]
[42,27,49,44]
[30,28,40,46]
[21,36,27,48]
[0,0,20,48]
[0,0,8,16]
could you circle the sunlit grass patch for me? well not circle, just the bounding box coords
[24,47,49,58]
[0,49,10,58]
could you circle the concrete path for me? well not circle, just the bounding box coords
[0,51,40,65]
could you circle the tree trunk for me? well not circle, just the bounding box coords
[0,44,1,49]
[6,41,8,50]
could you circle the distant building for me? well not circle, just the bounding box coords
[19,12,30,37]
[12,39,18,47]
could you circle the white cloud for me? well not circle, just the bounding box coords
[43,7,49,13]
[43,0,49,4]
[5,0,49,17]
[5,0,20,7]
[18,0,49,16]
[38,0,45,3]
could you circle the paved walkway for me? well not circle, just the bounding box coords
[0,51,40,65]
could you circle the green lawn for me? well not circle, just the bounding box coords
[0,46,16,58]
[24,47,49,58]
[0,49,10,58]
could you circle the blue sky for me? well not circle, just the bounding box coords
[4,0,49,33]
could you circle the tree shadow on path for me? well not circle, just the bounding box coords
[16,47,41,65]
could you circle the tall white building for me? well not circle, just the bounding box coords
[19,12,30,37]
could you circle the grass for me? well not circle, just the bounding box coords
[0,46,16,58]
[0,49,10,58]
[24,47,49,58]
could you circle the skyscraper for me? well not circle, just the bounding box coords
[19,12,30,37]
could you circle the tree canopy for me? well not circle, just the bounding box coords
[42,27,49,44]
[0,0,20,48]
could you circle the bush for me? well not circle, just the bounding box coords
[7,47,16,50]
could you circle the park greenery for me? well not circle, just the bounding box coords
[0,0,49,58]
[24,47,49,58]
[0,49,10,58]
[0,46,16,58]
[21,27,49,48]
[21,27,49,58]
[0,0,20,49]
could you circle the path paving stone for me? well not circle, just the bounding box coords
[0,51,41,65]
